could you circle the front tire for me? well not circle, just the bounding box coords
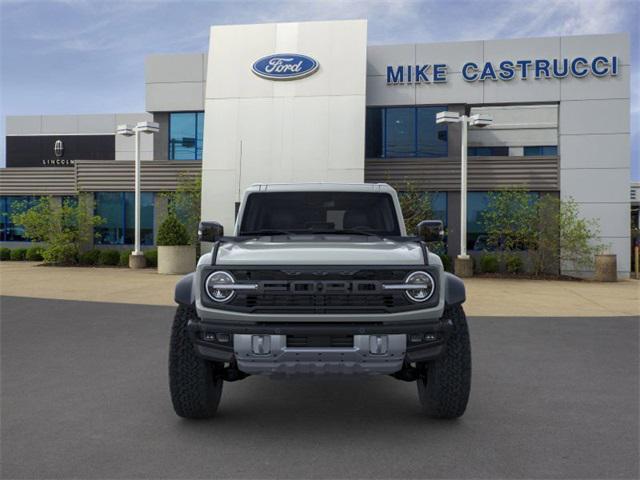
[169,304,223,419]
[417,304,471,419]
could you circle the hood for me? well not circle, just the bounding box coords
[215,236,425,265]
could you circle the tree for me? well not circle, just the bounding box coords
[530,195,605,274]
[11,196,104,265]
[480,188,537,252]
[163,173,201,245]
[397,181,446,256]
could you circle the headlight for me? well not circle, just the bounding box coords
[404,271,435,303]
[205,271,236,303]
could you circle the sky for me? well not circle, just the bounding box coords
[1,0,638,178]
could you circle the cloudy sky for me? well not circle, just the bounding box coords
[1,0,638,178]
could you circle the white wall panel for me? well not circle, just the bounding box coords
[560,134,629,169]
[6,116,42,134]
[560,99,629,135]
[415,73,483,104]
[415,41,483,73]
[560,168,629,203]
[366,44,415,77]
[41,116,78,134]
[201,20,367,229]
[146,53,205,83]
[146,82,205,112]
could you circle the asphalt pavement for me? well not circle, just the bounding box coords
[1,296,638,479]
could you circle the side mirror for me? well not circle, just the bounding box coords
[198,221,224,242]
[416,220,444,242]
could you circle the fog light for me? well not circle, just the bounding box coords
[203,333,216,342]
[369,335,388,355]
[409,333,423,343]
[424,333,438,342]
[251,335,271,355]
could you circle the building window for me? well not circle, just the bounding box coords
[365,106,448,158]
[95,192,154,245]
[430,192,448,227]
[523,145,558,156]
[468,146,509,156]
[0,196,39,242]
[169,112,204,160]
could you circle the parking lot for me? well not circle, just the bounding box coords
[1,296,638,479]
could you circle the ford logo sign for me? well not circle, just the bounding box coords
[252,53,319,80]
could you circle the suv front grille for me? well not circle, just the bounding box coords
[201,267,439,314]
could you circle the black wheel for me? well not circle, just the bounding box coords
[417,304,471,419]
[169,304,223,419]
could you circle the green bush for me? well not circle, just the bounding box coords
[79,249,101,266]
[144,249,158,268]
[479,254,499,273]
[25,246,44,261]
[43,244,78,265]
[157,214,190,246]
[10,248,27,261]
[505,254,524,274]
[0,248,10,261]
[119,251,130,267]
[99,250,121,266]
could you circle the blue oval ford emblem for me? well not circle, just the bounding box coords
[252,53,319,80]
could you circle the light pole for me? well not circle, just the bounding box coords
[116,121,159,268]
[436,111,492,277]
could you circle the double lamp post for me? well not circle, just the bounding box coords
[435,111,492,277]
[116,121,159,268]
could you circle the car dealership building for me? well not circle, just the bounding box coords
[0,20,632,277]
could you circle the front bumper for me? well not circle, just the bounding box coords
[187,317,453,375]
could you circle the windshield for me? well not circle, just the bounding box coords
[238,192,401,236]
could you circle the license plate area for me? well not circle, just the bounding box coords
[286,335,354,348]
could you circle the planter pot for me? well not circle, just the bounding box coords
[594,254,617,282]
[158,245,196,275]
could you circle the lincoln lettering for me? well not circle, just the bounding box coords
[386,55,620,84]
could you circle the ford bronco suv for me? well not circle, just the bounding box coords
[169,183,471,419]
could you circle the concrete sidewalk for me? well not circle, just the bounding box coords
[0,262,637,317]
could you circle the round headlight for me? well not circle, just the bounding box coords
[404,271,435,303]
[205,271,236,303]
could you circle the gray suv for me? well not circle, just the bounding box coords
[170,183,470,419]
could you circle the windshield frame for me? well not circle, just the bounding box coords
[235,190,403,237]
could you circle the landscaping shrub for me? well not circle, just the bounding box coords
[99,249,121,266]
[25,246,44,261]
[440,253,452,272]
[11,196,103,265]
[10,248,27,261]
[505,254,524,274]
[479,254,499,273]
[157,214,190,246]
[144,249,158,267]
[0,248,10,261]
[43,244,78,265]
[79,249,101,266]
[119,251,130,267]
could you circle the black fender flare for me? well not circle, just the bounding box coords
[444,272,466,306]
[174,272,196,306]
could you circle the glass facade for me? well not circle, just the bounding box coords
[169,112,204,160]
[95,192,154,245]
[524,145,558,156]
[365,106,448,158]
[468,146,509,156]
[0,196,39,242]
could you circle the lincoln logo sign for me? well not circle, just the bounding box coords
[252,53,319,80]
[386,55,620,84]
[54,139,64,158]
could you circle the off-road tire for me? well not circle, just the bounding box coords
[417,304,471,419]
[169,304,223,419]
